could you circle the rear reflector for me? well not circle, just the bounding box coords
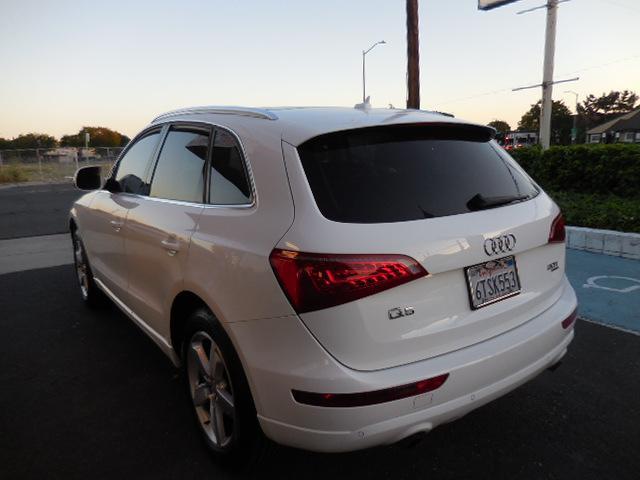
[292,374,450,408]
[549,213,566,243]
[561,308,578,329]
[269,249,428,314]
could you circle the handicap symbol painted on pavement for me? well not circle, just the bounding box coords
[583,276,640,294]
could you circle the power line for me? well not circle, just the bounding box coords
[437,87,513,106]
[598,0,640,13]
[560,53,640,76]
[436,53,640,106]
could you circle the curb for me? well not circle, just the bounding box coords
[566,226,640,260]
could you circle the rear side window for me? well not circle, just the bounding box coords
[114,131,161,194]
[150,127,209,203]
[297,125,538,223]
[209,129,252,205]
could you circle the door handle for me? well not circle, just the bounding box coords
[110,220,124,232]
[161,238,180,256]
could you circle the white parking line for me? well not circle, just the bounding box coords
[583,275,640,293]
[0,234,73,275]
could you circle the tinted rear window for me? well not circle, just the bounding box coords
[297,125,538,223]
[209,129,252,205]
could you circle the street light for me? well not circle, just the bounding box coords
[565,90,579,144]
[564,90,578,110]
[362,40,386,103]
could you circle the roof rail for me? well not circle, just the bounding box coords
[151,106,278,123]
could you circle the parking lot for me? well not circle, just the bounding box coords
[1,184,639,479]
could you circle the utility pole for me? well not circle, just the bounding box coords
[406,0,420,109]
[539,0,557,149]
[511,0,576,150]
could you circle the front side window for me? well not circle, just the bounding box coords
[298,124,539,224]
[114,131,161,194]
[209,129,252,205]
[150,127,209,203]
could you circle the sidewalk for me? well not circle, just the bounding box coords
[0,234,72,275]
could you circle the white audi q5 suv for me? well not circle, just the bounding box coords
[70,106,577,462]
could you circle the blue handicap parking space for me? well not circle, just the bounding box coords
[566,249,640,334]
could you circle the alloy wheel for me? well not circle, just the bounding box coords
[73,238,89,300]
[187,331,236,449]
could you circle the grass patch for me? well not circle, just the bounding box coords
[0,161,114,184]
[0,165,29,183]
[548,190,640,233]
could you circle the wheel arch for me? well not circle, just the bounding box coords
[170,290,264,413]
[170,290,210,358]
[170,291,242,362]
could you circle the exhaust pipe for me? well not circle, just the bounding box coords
[547,360,563,372]
[398,431,428,449]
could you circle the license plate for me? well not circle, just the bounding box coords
[465,255,521,309]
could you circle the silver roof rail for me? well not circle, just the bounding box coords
[152,106,278,123]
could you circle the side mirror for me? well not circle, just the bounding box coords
[74,166,102,191]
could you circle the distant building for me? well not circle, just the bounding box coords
[501,131,538,150]
[586,108,640,144]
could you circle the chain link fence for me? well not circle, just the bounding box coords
[0,147,123,184]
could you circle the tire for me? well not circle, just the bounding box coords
[182,308,267,467]
[71,230,105,308]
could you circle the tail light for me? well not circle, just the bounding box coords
[548,212,566,243]
[292,373,449,408]
[269,249,428,314]
[561,307,578,329]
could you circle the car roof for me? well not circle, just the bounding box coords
[149,106,488,146]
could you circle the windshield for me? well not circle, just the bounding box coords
[297,124,538,223]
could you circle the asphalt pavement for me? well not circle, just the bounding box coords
[1,183,639,479]
[0,265,639,480]
[0,183,83,239]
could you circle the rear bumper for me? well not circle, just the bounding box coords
[229,277,577,453]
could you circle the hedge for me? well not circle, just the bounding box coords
[547,190,640,233]
[510,144,640,199]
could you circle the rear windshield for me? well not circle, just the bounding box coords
[297,124,538,223]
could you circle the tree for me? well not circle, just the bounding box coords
[8,133,57,149]
[518,100,573,145]
[487,120,511,134]
[0,138,10,149]
[578,90,638,127]
[580,90,637,118]
[60,126,129,147]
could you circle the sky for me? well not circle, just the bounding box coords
[0,0,638,139]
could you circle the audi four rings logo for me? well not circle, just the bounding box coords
[484,234,517,256]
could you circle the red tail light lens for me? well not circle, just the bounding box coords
[269,249,428,313]
[292,373,449,408]
[549,213,566,243]
[561,307,578,329]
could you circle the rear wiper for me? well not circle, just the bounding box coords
[466,193,531,211]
